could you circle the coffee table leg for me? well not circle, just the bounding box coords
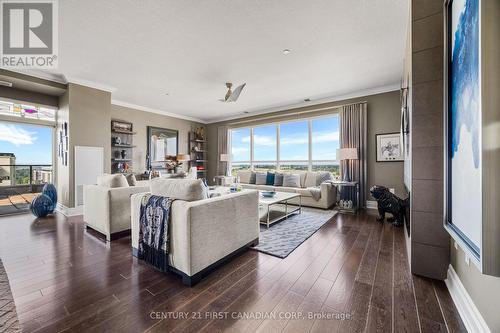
[267,205,270,228]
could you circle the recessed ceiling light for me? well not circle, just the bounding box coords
[282,49,291,55]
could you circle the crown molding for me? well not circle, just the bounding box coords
[65,76,117,93]
[206,83,400,124]
[111,99,205,123]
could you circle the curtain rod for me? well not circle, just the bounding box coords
[226,100,367,126]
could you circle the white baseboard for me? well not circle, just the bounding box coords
[366,200,378,210]
[445,264,491,333]
[56,203,83,217]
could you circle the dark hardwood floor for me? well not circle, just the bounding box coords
[0,210,466,333]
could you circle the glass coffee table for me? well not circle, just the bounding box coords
[259,191,302,228]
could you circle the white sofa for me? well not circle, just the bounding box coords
[131,178,259,286]
[235,170,337,209]
[83,174,150,241]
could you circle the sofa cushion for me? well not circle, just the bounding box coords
[266,172,275,185]
[316,171,332,185]
[150,178,208,201]
[299,172,308,188]
[97,174,129,188]
[255,172,267,185]
[277,186,298,193]
[250,171,256,184]
[283,174,301,188]
[274,172,284,186]
[296,188,313,197]
[125,173,137,186]
[304,172,317,188]
[237,170,252,184]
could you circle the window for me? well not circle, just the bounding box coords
[0,100,56,122]
[229,115,339,175]
[253,125,276,161]
[280,121,308,161]
[230,128,251,176]
[312,117,339,160]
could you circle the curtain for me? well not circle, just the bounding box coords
[216,126,229,176]
[340,102,368,207]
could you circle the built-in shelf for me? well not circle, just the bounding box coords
[111,120,135,174]
[189,130,207,180]
[112,158,132,162]
[112,144,136,148]
[112,129,137,135]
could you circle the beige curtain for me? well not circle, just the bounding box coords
[340,102,368,207]
[217,126,229,176]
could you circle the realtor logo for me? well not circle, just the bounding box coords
[1,0,58,68]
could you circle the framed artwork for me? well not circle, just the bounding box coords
[146,126,178,170]
[444,0,482,261]
[376,133,403,162]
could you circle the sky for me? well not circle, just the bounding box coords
[0,122,53,164]
[231,116,339,162]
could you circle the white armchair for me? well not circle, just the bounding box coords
[83,174,149,241]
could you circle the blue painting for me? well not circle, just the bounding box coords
[450,0,481,249]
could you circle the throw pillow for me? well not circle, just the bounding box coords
[250,171,257,184]
[274,173,284,186]
[304,172,317,188]
[125,173,137,186]
[237,170,252,184]
[266,172,275,185]
[316,171,332,185]
[97,174,129,188]
[255,172,267,185]
[283,174,301,188]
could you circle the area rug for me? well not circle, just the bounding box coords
[251,207,337,258]
[0,259,20,333]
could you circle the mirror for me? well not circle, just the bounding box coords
[147,126,178,170]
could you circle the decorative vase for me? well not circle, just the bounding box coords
[121,150,127,159]
[30,194,54,217]
[42,183,57,211]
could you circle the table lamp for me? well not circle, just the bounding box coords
[336,148,358,182]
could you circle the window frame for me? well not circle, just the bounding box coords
[229,113,340,172]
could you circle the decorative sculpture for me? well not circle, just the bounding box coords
[370,185,408,226]
[30,183,58,217]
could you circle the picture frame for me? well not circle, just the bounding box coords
[375,132,403,162]
[112,120,133,132]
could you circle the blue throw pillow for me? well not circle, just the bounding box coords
[266,172,275,185]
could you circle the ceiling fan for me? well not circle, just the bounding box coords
[220,82,246,102]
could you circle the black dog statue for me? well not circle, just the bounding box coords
[370,185,407,226]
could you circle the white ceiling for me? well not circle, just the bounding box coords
[34,0,409,123]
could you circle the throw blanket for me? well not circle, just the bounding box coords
[308,187,322,201]
[138,194,172,272]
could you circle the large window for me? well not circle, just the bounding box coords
[229,115,340,176]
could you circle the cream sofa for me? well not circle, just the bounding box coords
[131,178,259,286]
[235,170,337,209]
[83,174,150,241]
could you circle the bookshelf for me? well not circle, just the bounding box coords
[111,120,135,174]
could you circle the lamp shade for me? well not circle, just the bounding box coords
[176,154,191,161]
[220,153,229,162]
[337,148,358,160]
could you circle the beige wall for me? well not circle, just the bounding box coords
[450,0,500,332]
[56,90,70,207]
[111,105,204,174]
[56,83,112,207]
[206,90,405,200]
